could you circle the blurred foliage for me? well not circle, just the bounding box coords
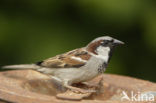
[0,0,156,82]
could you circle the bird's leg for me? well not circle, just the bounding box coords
[63,81,96,93]
[82,76,104,88]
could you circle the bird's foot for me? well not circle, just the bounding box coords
[69,87,96,94]
[64,81,96,94]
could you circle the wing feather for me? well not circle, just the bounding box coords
[36,48,91,68]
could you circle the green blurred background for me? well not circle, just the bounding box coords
[0,0,156,82]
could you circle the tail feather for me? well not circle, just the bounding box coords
[2,64,40,70]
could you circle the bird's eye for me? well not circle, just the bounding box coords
[104,40,109,44]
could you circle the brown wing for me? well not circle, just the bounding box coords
[36,48,91,68]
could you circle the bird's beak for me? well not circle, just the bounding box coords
[113,39,124,46]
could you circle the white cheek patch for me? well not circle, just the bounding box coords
[95,46,110,61]
[96,46,110,56]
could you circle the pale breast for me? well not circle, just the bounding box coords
[75,56,106,82]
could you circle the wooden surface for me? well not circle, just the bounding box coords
[0,70,155,103]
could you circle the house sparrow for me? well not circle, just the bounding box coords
[3,36,124,93]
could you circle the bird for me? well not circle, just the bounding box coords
[2,36,124,93]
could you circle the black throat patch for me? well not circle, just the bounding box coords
[98,62,108,73]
